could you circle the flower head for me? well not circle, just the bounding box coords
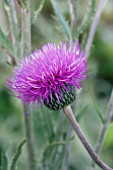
[7,41,87,110]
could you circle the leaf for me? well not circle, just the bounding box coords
[77,0,96,37]
[46,135,74,147]
[4,0,9,6]
[0,148,8,170]
[10,139,26,170]
[87,85,105,123]
[31,0,45,25]
[0,28,14,56]
[50,0,71,40]
[76,106,88,122]
[2,153,8,170]
[17,0,27,11]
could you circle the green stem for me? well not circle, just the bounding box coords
[21,1,36,169]
[70,0,77,40]
[23,105,36,170]
[21,0,31,56]
[85,0,108,59]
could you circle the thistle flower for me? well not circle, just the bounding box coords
[7,42,87,110]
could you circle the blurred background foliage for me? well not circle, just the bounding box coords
[0,0,113,170]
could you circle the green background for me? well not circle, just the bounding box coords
[0,0,113,170]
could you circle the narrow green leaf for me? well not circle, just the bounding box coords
[47,135,74,147]
[76,106,88,122]
[4,0,9,6]
[0,149,2,170]
[42,135,74,163]
[17,0,27,11]
[50,0,71,40]
[0,148,8,170]
[31,0,45,25]
[77,0,96,37]
[10,139,26,170]
[0,28,14,55]
[87,85,105,123]
[2,153,8,170]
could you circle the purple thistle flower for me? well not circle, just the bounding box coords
[7,41,87,110]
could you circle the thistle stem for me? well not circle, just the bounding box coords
[63,105,113,170]
[22,1,36,169]
[23,105,36,170]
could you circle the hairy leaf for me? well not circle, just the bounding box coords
[0,28,14,56]
[10,140,26,170]
[0,148,8,170]
[31,0,45,25]
[77,0,96,37]
[17,0,27,10]
[76,106,88,122]
[87,85,105,123]
[50,0,71,40]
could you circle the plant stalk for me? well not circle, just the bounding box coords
[85,0,108,59]
[70,0,77,40]
[63,105,113,170]
[23,105,36,170]
[22,1,36,170]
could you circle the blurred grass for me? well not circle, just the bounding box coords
[0,0,113,170]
